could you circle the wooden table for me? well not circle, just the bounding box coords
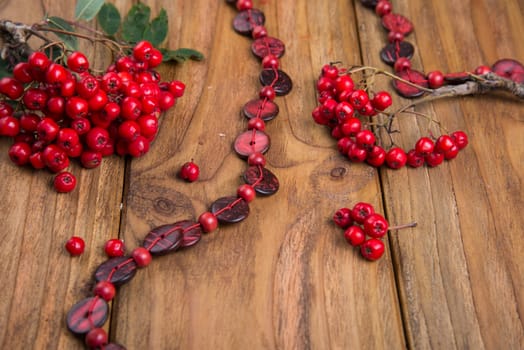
[1,0,523,349]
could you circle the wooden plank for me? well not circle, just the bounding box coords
[0,1,126,349]
[112,0,406,349]
[356,0,524,349]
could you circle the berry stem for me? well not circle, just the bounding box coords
[388,222,417,231]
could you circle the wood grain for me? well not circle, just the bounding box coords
[0,0,523,349]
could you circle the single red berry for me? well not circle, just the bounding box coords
[70,117,91,135]
[363,213,389,238]
[118,120,141,141]
[443,144,460,160]
[385,147,407,169]
[127,135,150,157]
[29,152,46,169]
[121,96,142,120]
[366,145,386,167]
[406,149,425,168]
[199,212,218,233]
[65,236,85,256]
[355,130,376,149]
[349,89,369,109]
[65,96,89,119]
[427,70,445,89]
[76,74,100,99]
[0,77,24,100]
[333,207,353,229]
[360,238,385,261]
[344,225,366,247]
[13,62,33,83]
[28,51,51,72]
[347,143,368,162]
[85,127,110,152]
[340,117,362,137]
[60,77,77,97]
[104,238,125,257]
[415,137,435,156]
[158,91,176,111]
[337,137,354,154]
[335,101,355,124]
[56,128,80,153]
[67,51,89,73]
[316,76,334,93]
[22,88,48,110]
[85,327,108,348]
[425,151,445,167]
[371,91,392,111]
[147,48,163,68]
[0,116,21,137]
[36,117,59,142]
[179,161,200,182]
[45,63,68,84]
[351,202,375,224]
[434,135,455,153]
[168,80,186,98]
[358,102,376,117]
[80,150,103,169]
[93,281,116,301]
[334,75,355,95]
[54,171,77,193]
[133,41,154,62]
[42,144,70,172]
[137,114,159,139]
[8,142,31,166]
[450,131,468,150]
[132,247,152,267]
[321,64,339,79]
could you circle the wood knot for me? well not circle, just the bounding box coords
[153,197,176,215]
[330,167,347,178]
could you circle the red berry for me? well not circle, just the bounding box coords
[8,142,31,166]
[67,51,89,73]
[76,74,100,99]
[65,96,89,119]
[85,127,110,152]
[132,247,152,267]
[45,63,68,84]
[321,64,339,79]
[451,131,468,150]
[13,62,33,83]
[93,281,116,301]
[127,135,150,157]
[415,137,434,156]
[0,116,21,137]
[371,91,392,111]
[28,51,51,72]
[43,144,70,172]
[385,147,407,169]
[168,80,186,98]
[347,143,368,162]
[344,225,366,247]
[355,130,376,149]
[80,150,102,169]
[199,212,218,233]
[54,172,77,193]
[349,89,369,109]
[104,238,125,257]
[340,117,362,137]
[137,114,159,138]
[118,120,141,141]
[335,101,355,124]
[366,145,386,167]
[360,238,385,261]
[148,48,163,68]
[351,202,375,224]
[406,149,425,168]
[425,151,445,167]
[133,41,154,62]
[36,117,59,142]
[333,207,353,228]
[65,236,85,256]
[363,213,389,238]
[121,96,142,120]
[179,161,200,182]
[443,144,460,160]
[23,88,48,110]
[434,135,455,153]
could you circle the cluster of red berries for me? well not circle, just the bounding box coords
[312,63,469,169]
[333,202,392,261]
[0,40,185,192]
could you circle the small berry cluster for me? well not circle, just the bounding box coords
[360,0,524,97]
[312,63,469,169]
[0,40,185,192]
[333,202,415,261]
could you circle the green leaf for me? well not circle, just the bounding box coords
[143,9,168,47]
[75,0,105,21]
[161,48,205,63]
[122,3,151,43]
[97,3,121,36]
[46,16,78,51]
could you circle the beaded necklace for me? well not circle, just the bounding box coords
[65,1,292,348]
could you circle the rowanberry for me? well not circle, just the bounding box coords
[385,147,407,169]
[104,238,125,257]
[360,238,385,261]
[351,202,375,224]
[54,171,77,193]
[333,207,353,229]
[344,226,366,247]
[67,51,89,73]
[8,142,31,166]
[415,137,434,156]
[363,213,389,238]
[65,236,85,256]
[179,160,200,182]
[371,91,392,111]
[0,116,20,137]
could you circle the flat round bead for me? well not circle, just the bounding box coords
[66,297,108,335]
[211,196,250,223]
[234,130,270,158]
[243,98,279,121]
[381,13,413,35]
[393,69,428,98]
[233,9,265,36]
[94,256,137,286]
[142,222,185,255]
[243,166,279,195]
[251,37,286,59]
[259,69,293,96]
[380,41,414,66]
[175,220,202,249]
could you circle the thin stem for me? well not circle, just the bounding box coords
[389,222,417,231]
